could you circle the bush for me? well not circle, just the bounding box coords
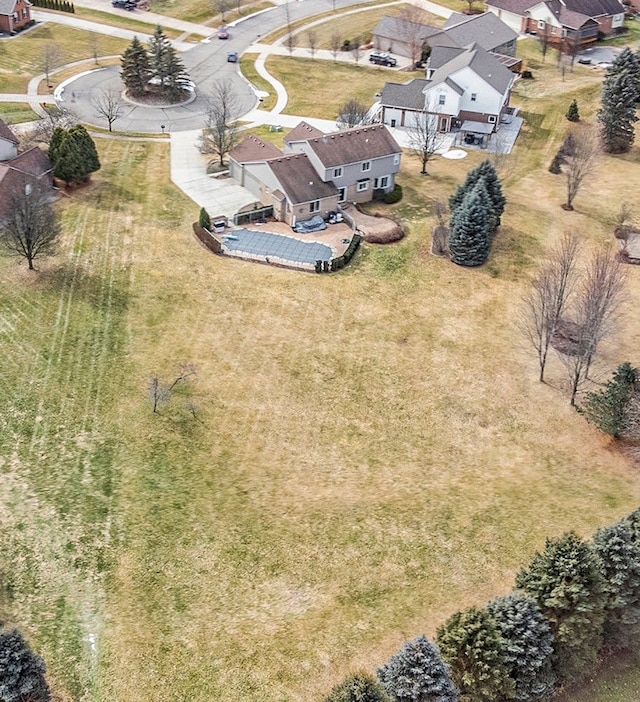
[383,184,403,204]
[199,207,211,230]
[342,39,351,51]
[548,153,563,174]
[521,70,533,79]
[331,234,362,271]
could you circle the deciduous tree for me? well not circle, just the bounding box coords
[336,98,370,129]
[201,81,242,166]
[562,126,599,210]
[92,89,125,132]
[407,109,447,175]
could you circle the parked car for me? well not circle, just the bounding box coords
[369,51,397,67]
[218,26,229,39]
[112,0,136,9]
[227,51,238,63]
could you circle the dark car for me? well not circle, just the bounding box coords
[112,0,136,9]
[369,51,397,67]
[227,51,238,63]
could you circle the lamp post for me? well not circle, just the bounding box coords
[161,124,166,135]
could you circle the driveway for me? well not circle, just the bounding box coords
[575,46,622,67]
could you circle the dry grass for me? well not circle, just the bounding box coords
[71,6,184,39]
[0,102,38,123]
[147,0,274,24]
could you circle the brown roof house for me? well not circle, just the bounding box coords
[229,124,402,227]
[0,0,32,34]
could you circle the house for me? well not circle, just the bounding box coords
[0,117,19,161]
[372,12,518,61]
[0,0,32,34]
[379,43,516,136]
[229,124,402,226]
[486,0,626,39]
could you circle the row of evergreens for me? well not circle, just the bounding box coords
[30,0,75,12]
[325,506,640,701]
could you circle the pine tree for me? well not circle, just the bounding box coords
[199,207,211,230]
[69,124,100,178]
[377,635,458,702]
[598,69,639,154]
[579,363,638,438]
[486,593,556,701]
[325,672,391,702]
[52,131,85,184]
[515,532,606,685]
[566,99,580,122]
[161,48,192,99]
[448,163,482,213]
[476,160,505,229]
[607,47,640,103]
[593,522,640,651]
[0,626,50,702]
[121,36,152,97]
[48,126,66,164]
[436,607,513,701]
[448,181,491,267]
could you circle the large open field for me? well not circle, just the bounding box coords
[2,18,640,702]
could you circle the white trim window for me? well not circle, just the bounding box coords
[356,180,369,192]
[361,160,371,172]
[537,19,545,29]
[488,115,496,123]
[393,154,400,165]
[438,94,446,106]
[374,175,389,189]
[333,167,343,178]
[470,93,477,102]
[309,200,320,213]
[337,187,346,202]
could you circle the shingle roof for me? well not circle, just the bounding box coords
[0,117,18,146]
[380,79,429,110]
[6,147,52,177]
[485,0,535,14]
[440,11,518,51]
[284,121,324,143]
[0,0,19,14]
[229,134,282,163]
[373,15,440,42]
[266,154,336,205]
[558,7,594,28]
[428,43,515,95]
[563,0,625,17]
[305,124,402,169]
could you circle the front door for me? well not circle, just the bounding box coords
[439,117,448,132]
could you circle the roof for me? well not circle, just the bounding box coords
[460,120,494,134]
[265,154,337,205]
[305,124,402,169]
[372,15,440,42]
[6,147,52,177]
[484,0,535,14]
[0,0,19,14]
[0,117,18,146]
[229,134,282,163]
[440,12,518,51]
[563,0,625,17]
[380,78,429,110]
[284,121,324,143]
[558,6,595,28]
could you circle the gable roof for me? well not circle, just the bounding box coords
[0,117,18,147]
[380,78,430,110]
[265,154,336,205]
[229,134,282,164]
[6,147,52,177]
[440,11,518,50]
[485,0,535,13]
[563,0,625,17]
[284,121,324,143]
[558,6,595,28]
[304,124,401,169]
[373,15,441,42]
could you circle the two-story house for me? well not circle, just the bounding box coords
[0,0,32,34]
[229,124,402,227]
[379,43,516,135]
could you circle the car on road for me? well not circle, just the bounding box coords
[112,0,136,9]
[218,26,229,39]
[369,50,397,67]
[227,51,238,62]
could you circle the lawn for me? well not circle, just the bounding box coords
[0,102,38,123]
[71,6,184,40]
[146,0,274,25]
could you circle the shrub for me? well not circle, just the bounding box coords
[199,207,211,230]
[383,184,403,204]
[521,70,533,79]
[342,39,351,51]
[548,153,563,174]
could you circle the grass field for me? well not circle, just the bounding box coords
[2,16,640,702]
[0,102,38,123]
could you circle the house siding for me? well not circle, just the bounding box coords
[486,6,526,32]
[0,139,18,161]
[0,0,32,33]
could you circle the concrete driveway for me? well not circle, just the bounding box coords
[575,46,622,66]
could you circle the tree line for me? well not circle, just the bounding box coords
[30,0,75,13]
[324,506,640,702]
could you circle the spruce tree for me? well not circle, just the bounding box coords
[199,207,211,230]
[377,635,458,702]
[436,607,513,701]
[0,626,50,702]
[486,593,556,701]
[607,47,640,104]
[161,48,192,100]
[326,672,391,702]
[598,69,638,153]
[121,36,152,97]
[515,532,606,685]
[579,363,638,438]
[52,131,85,184]
[476,160,505,229]
[69,124,100,179]
[566,99,580,122]
[448,163,482,213]
[593,522,640,650]
[448,181,491,267]
[48,126,66,164]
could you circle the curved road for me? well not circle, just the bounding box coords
[56,0,382,133]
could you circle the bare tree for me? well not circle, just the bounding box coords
[87,33,100,66]
[211,0,230,21]
[0,178,60,271]
[562,249,626,405]
[407,108,448,175]
[41,44,63,88]
[92,89,125,132]
[19,107,76,150]
[336,98,370,129]
[351,35,363,64]
[563,126,599,210]
[148,364,197,413]
[201,81,242,167]
[307,29,318,59]
[329,32,341,61]
[538,22,551,63]
[520,231,580,383]
[399,5,428,66]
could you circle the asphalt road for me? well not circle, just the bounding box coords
[56,0,378,133]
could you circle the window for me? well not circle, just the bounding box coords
[338,187,346,202]
[309,200,320,213]
[537,19,545,29]
[356,180,369,192]
[22,7,27,16]
[488,115,496,123]
[390,119,396,127]
[333,167,343,178]
[374,176,389,189]
[24,183,33,195]
[561,28,568,37]
[393,154,400,165]
[471,93,477,102]
[361,161,371,172]
[438,94,446,106]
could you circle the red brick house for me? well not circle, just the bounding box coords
[0,0,32,34]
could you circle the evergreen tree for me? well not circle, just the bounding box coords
[69,124,100,178]
[436,607,513,702]
[592,522,640,650]
[448,163,482,213]
[515,532,606,685]
[161,48,192,99]
[598,69,638,154]
[48,126,66,164]
[0,626,50,702]
[579,363,638,438]
[548,152,563,174]
[199,207,211,230]
[607,47,640,104]
[476,160,505,229]
[486,593,556,701]
[121,36,152,97]
[566,99,580,122]
[448,181,491,267]
[377,635,458,702]
[326,672,391,702]
[52,131,85,184]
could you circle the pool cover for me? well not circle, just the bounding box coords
[223,229,332,263]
